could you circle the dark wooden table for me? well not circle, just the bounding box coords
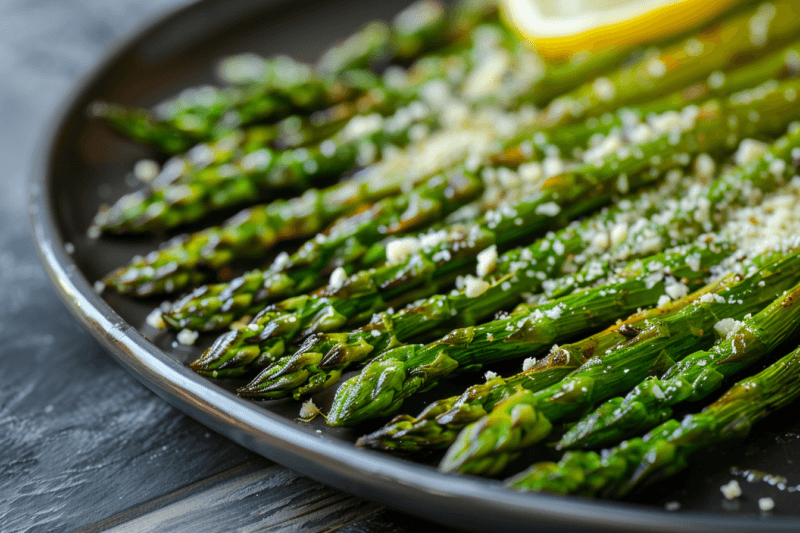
[0,1,452,530]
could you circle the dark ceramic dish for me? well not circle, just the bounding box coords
[28,0,800,530]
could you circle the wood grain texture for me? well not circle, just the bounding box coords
[74,462,382,533]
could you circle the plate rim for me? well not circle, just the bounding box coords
[26,0,800,530]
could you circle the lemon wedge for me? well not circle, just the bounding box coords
[501,0,745,60]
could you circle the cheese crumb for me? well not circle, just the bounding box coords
[610,223,628,247]
[544,304,563,320]
[146,308,165,329]
[484,370,499,381]
[758,497,775,511]
[476,245,498,278]
[699,293,716,303]
[657,295,672,308]
[694,153,716,181]
[733,139,768,166]
[299,399,321,421]
[177,329,199,345]
[386,237,420,265]
[665,280,689,300]
[535,202,561,217]
[328,267,347,291]
[134,159,160,181]
[651,384,665,400]
[714,318,745,338]
[720,480,742,500]
[464,276,491,298]
[522,357,538,371]
[593,77,616,102]
[664,501,681,511]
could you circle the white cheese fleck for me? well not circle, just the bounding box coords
[476,245,498,278]
[386,237,420,265]
[146,308,165,328]
[759,497,775,511]
[464,276,491,298]
[134,159,160,181]
[699,293,716,304]
[177,329,199,345]
[299,399,321,420]
[714,318,745,339]
[593,77,616,102]
[664,501,681,511]
[484,370,499,381]
[535,202,561,217]
[665,280,689,300]
[328,267,347,291]
[522,357,538,371]
[720,480,742,500]
[544,304,564,320]
[733,139,768,166]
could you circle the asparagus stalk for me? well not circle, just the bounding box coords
[439,248,800,475]
[238,179,685,399]
[316,0,462,75]
[92,63,379,153]
[527,0,800,134]
[499,38,800,167]
[558,280,800,450]
[325,241,735,426]
[100,108,509,296]
[230,82,797,390]
[190,106,694,377]
[310,120,800,399]
[161,169,483,330]
[356,269,737,452]
[97,0,800,232]
[506,343,800,497]
[92,100,441,234]
[95,0,498,154]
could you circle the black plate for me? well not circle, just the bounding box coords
[28,0,800,530]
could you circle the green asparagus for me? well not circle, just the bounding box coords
[228,78,800,389]
[161,169,483,330]
[506,342,800,497]
[325,241,735,427]
[92,101,440,234]
[238,179,686,399]
[439,247,800,475]
[355,270,737,452]
[558,280,800,449]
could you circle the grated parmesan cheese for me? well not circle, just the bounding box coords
[146,308,165,329]
[522,357,538,371]
[720,480,742,500]
[758,497,775,511]
[733,139,768,166]
[476,245,498,278]
[177,329,199,345]
[299,399,321,420]
[386,237,420,265]
[464,276,491,298]
[714,318,745,339]
[328,267,347,292]
[535,202,561,217]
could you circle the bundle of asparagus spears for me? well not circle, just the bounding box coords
[93,0,800,504]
